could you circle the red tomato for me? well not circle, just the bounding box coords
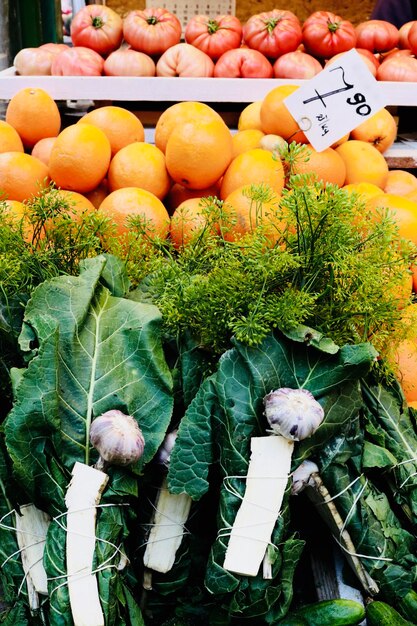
[51,46,104,76]
[407,22,417,55]
[376,55,417,81]
[399,21,416,49]
[355,19,399,53]
[104,48,156,76]
[273,50,322,79]
[123,8,182,56]
[243,10,302,59]
[156,43,215,77]
[184,14,242,61]
[39,43,69,56]
[214,48,273,78]
[70,4,123,56]
[14,48,54,75]
[302,11,357,59]
[326,49,378,77]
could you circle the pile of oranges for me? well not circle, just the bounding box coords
[2,83,417,250]
[3,83,417,402]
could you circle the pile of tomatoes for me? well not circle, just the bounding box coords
[13,3,417,81]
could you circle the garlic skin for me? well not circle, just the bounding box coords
[156,429,178,466]
[291,460,319,495]
[90,409,145,468]
[263,388,324,441]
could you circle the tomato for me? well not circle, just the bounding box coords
[327,49,378,77]
[355,19,399,53]
[214,48,273,78]
[399,21,416,49]
[104,48,156,76]
[376,55,417,81]
[243,10,302,59]
[302,11,356,59]
[156,43,215,77]
[70,4,123,56]
[51,46,104,76]
[39,43,69,55]
[123,8,182,56]
[273,50,322,79]
[184,14,242,61]
[407,22,417,55]
[14,48,54,75]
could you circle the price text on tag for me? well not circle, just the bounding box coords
[283,48,387,152]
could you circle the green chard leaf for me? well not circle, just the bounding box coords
[4,255,173,510]
[361,379,417,524]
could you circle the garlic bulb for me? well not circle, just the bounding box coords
[291,460,319,495]
[90,409,145,470]
[156,429,178,466]
[263,387,324,441]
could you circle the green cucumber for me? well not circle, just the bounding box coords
[366,600,415,626]
[276,599,365,626]
[397,590,417,623]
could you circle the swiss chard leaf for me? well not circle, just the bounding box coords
[4,255,173,512]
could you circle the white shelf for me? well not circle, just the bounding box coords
[2,67,417,106]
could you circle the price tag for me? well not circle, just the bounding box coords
[284,48,387,152]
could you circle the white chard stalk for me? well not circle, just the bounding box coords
[223,436,294,576]
[143,475,192,573]
[64,410,145,626]
[15,503,50,611]
[223,387,325,578]
[65,462,109,626]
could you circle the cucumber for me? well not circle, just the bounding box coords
[397,590,417,623]
[276,599,365,626]
[366,600,415,626]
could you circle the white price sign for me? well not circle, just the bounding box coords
[284,48,387,152]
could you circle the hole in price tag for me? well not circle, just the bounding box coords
[284,48,387,152]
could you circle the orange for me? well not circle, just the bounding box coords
[5,87,61,149]
[220,148,285,200]
[165,182,220,213]
[291,144,346,187]
[98,187,170,238]
[31,137,56,166]
[77,106,145,156]
[0,120,24,153]
[221,184,283,242]
[237,101,263,131]
[384,170,417,196]
[166,118,233,190]
[394,338,417,402]
[169,197,219,249]
[231,129,264,158]
[0,152,49,202]
[350,107,397,153]
[367,193,417,246]
[260,85,307,144]
[51,189,96,216]
[331,133,350,149]
[335,140,389,189]
[2,199,33,242]
[85,180,109,209]
[342,182,386,200]
[49,123,111,194]
[108,142,171,200]
[155,102,223,153]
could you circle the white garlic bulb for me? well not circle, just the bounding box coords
[291,460,319,495]
[263,387,324,441]
[90,409,145,469]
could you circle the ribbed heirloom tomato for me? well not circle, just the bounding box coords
[302,11,357,59]
[214,48,273,78]
[123,8,182,56]
[243,10,302,60]
[355,19,399,53]
[70,4,123,56]
[185,14,242,61]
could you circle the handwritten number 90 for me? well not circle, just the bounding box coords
[346,93,371,116]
